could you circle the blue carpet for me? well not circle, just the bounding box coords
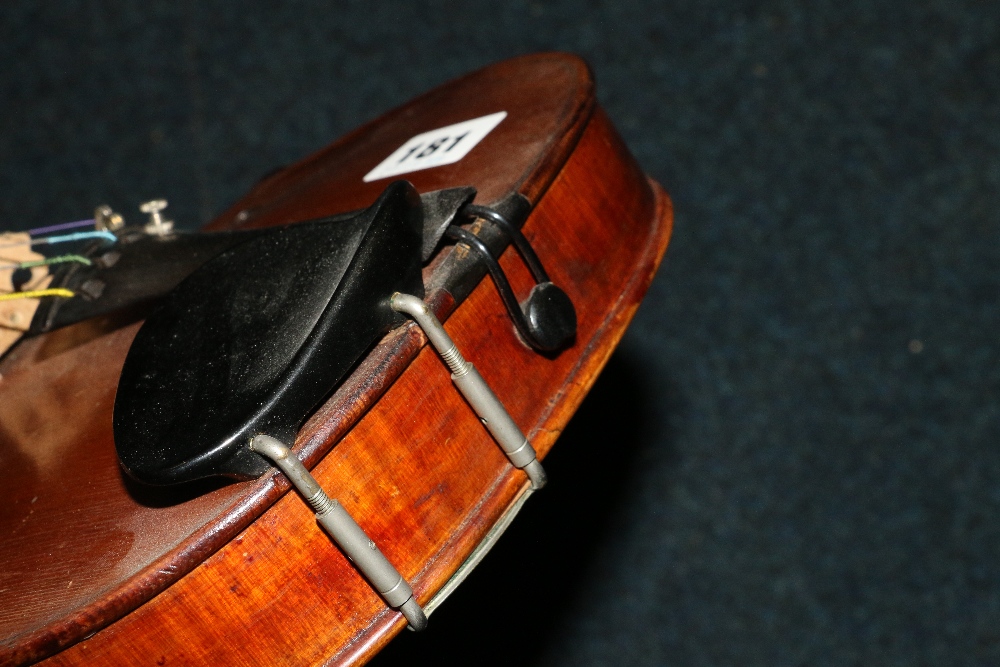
[2,2,997,665]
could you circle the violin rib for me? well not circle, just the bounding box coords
[0,53,673,666]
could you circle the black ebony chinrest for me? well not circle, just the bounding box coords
[114,181,424,485]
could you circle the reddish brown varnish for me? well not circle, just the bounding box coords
[0,54,673,666]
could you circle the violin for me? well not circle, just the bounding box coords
[0,53,673,665]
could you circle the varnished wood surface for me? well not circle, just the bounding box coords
[44,107,671,667]
[207,53,595,231]
[0,53,673,666]
[0,53,594,664]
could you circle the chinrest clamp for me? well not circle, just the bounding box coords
[250,435,428,632]
[390,292,547,489]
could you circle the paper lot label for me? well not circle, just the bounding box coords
[363,111,507,182]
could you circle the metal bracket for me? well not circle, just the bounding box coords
[422,485,535,619]
[390,292,547,489]
[250,434,428,631]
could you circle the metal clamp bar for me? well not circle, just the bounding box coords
[250,434,428,631]
[390,292,547,489]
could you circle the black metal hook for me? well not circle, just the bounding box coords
[464,205,550,283]
[446,205,576,352]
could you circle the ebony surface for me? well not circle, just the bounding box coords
[1,3,997,665]
[115,182,424,483]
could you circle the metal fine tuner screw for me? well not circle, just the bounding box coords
[94,205,125,232]
[140,199,174,236]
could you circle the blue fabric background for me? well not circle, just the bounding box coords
[1,2,996,665]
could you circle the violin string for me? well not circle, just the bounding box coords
[0,230,117,250]
[0,254,92,271]
[0,288,76,302]
[27,218,96,236]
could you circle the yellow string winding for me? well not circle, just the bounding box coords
[0,288,75,302]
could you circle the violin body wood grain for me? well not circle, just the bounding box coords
[0,53,673,666]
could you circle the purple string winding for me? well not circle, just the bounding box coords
[27,218,96,236]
